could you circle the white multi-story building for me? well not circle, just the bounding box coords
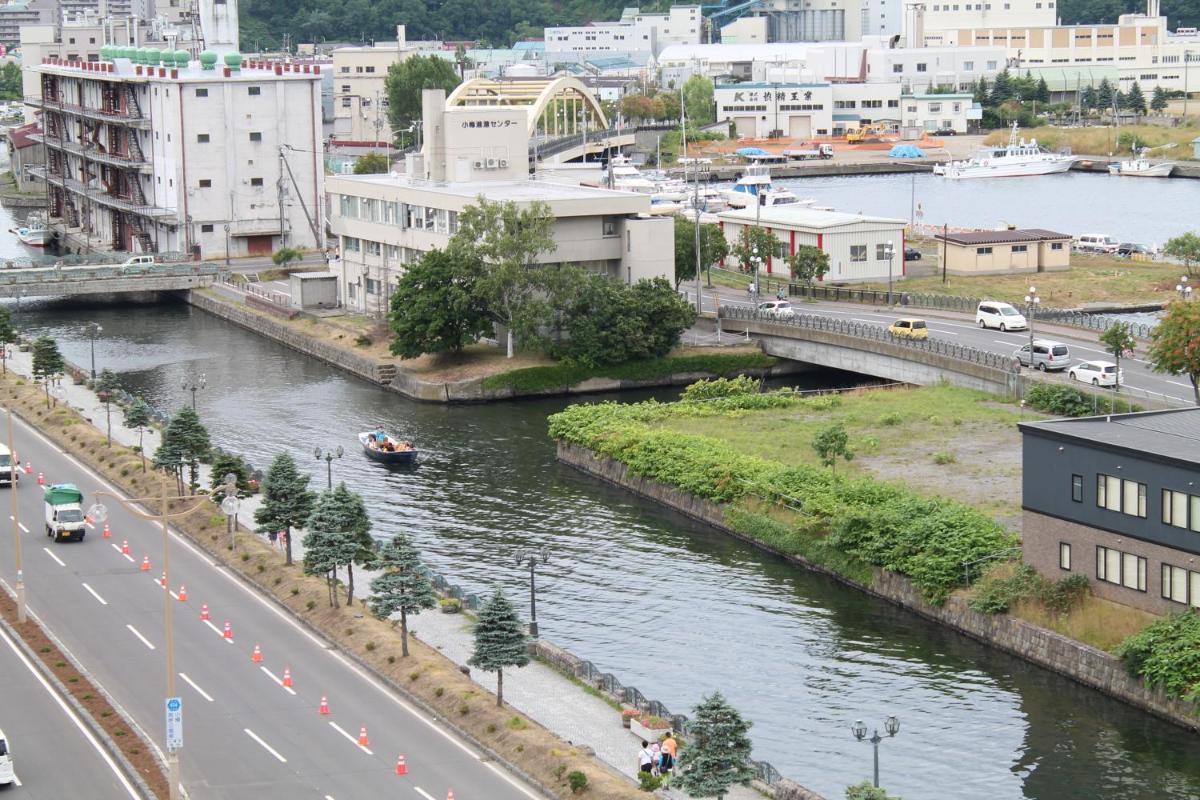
[914,0,1056,36]
[327,89,672,316]
[26,51,324,257]
[717,0,905,43]
[545,5,702,63]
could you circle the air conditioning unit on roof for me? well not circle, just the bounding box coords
[486,158,498,168]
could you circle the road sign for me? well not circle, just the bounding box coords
[165,696,183,752]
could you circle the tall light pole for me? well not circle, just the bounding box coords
[884,240,896,309]
[851,715,901,789]
[88,473,209,800]
[314,445,343,489]
[7,403,25,623]
[86,321,102,380]
[220,472,240,552]
[223,224,230,267]
[1177,276,1193,300]
[97,389,113,446]
[516,547,549,638]
[181,374,205,412]
[1024,286,1041,354]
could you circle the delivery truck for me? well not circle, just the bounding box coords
[0,443,18,486]
[45,484,86,542]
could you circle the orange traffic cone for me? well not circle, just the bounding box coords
[358,726,370,747]
[200,603,210,621]
[223,620,233,639]
[395,754,407,776]
[23,461,31,474]
[282,667,293,688]
[159,572,166,587]
[446,791,455,800]
[318,696,330,715]
[102,523,111,539]
[140,555,150,572]
[177,585,187,601]
[36,472,44,486]
[252,644,263,663]
[121,539,129,555]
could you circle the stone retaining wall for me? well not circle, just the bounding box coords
[556,442,1200,734]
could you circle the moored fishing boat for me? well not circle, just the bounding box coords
[358,431,418,464]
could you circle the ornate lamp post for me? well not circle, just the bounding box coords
[516,547,550,638]
[86,321,102,380]
[1176,276,1193,300]
[851,715,901,789]
[181,374,205,412]
[220,472,240,551]
[884,240,896,309]
[1024,286,1041,354]
[314,445,343,489]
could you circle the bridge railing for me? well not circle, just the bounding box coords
[720,305,1019,373]
[0,260,223,285]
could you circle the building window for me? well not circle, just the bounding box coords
[201,224,214,233]
[197,134,210,143]
[199,179,212,188]
[1097,546,1146,591]
[342,98,352,108]
[887,99,899,108]
[250,178,264,186]
[850,245,867,262]
[916,63,927,72]
[875,243,889,260]
[602,216,619,237]
[1059,542,1071,571]
[1163,563,1188,604]
[1162,489,1200,531]
[1051,242,1064,250]
[248,86,261,96]
[249,132,263,142]
[964,61,974,71]
[365,277,380,295]
[892,64,903,73]
[976,246,993,255]
[1097,473,1145,517]
[344,237,360,252]
[1012,244,1028,253]
[366,241,381,256]
[196,88,208,97]
[1071,474,1083,502]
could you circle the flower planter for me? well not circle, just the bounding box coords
[630,717,671,741]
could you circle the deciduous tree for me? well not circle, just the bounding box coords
[272,245,304,270]
[812,423,854,473]
[353,151,391,174]
[555,276,695,367]
[730,226,779,279]
[1099,322,1136,393]
[682,74,716,125]
[468,587,529,706]
[674,217,729,288]
[677,691,755,800]
[1165,232,1200,277]
[384,54,461,136]
[787,244,830,287]
[254,452,315,566]
[369,533,436,657]
[1147,299,1200,405]
[388,247,493,358]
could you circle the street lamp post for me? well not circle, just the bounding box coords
[851,715,901,789]
[884,240,896,309]
[750,248,762,308]
[220,472,239,552]
[87,321,102,380]
[516,547,550,638]
[97,389,112,446]
[181,374,205,412]
[1024,286,1041,354]
[6,403,25,622]
[223,224,231,268]
[87,474,209,800]
[314,445,344,489]
[1176,276,1193,300]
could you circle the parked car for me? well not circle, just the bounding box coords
[1069,360,1123,387]
[1117,242,1153,258]
[756,300,796,320]
[976,301,1028,331]
[935,128,958,136]
[1014,340,1072,371]
[904,247,922,261]
[1074,234,1120,254]
[888,318,929,340]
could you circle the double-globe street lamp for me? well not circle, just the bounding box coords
[883,240,896,310]
[86,321,102,380]
[851,714,901,789]
[1024,286,1041,355]
[220,472,240,551]
[1176,276,1193,300]
[516,546,550,638]
[315,445,343,489]
[87,472,210,800]
[181,374,206,412]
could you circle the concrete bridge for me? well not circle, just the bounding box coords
[0,260,223,298]
[718,306,1023,397]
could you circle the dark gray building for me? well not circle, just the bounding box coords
[1020,409,1200,614]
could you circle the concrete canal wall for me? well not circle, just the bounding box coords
[556,442,1200,734]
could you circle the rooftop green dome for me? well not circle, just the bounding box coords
[134,48,149,64]
[199,50,218,70]
[174,50,190,68]
[223,52,243,69]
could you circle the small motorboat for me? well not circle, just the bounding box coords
[12,212,51,248]
[358,431,418,464]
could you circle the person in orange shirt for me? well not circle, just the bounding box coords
[659,732,677,773]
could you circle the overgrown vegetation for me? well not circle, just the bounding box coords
[481,352,776,394]
[968,564,1090,615]
[1116,613,1200,703]
[1024,383,1141,417]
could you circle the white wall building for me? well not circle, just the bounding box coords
[327,89,673,316]
[719,205,909,283]
[28,52,325,257]
[332,26,432,145]
[545,5,702,63]
[914,0,1056,36]
[717,0,905,43]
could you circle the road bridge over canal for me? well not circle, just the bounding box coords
[0,260,223,299]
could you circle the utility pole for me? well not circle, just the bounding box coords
[277,146,287,247]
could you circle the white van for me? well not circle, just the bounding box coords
[976,301,1028,331]
[0,727,13,785]
[1075,234,1119,254]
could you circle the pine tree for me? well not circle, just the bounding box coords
[369,534,436,657]
[1081,84,1098,111]
[677,692,755,800]
[972,77,989,106]
[254,452,315,566]
[1035,76,1050,103]
[1126,82,1147,117]
[1151,85,1169,113]
[0,305,16,375]
[1097,77,1114,110]
[303,487,361,608]
[468,587,529,706]
[208,448,252,493]
[31,336,64,408]
[160,406,210,490]
[94,367,121,395]
[123,397,152,471]
[330,482,374,606]
[989,69,1012,104]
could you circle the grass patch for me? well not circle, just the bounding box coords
[482,351,777,394]
[983,123,1200,158]
[1013,593,1158,654]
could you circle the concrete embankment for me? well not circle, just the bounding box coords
[556,441,1200,734]
[186,289,799,403]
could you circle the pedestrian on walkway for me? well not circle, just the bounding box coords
[660,732,677,774]
[638,741,654,774]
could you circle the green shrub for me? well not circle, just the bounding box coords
[638,772,664,792]
[877,411,903,426]
[482,353,777,394]
[845,782,902,800]
[568,770,588,793]
[969,565,1043,614]
[932,451,957,465]
[1041,574,1090,614]
[1116,613,1200,700]
[1025,383,1142,417]
[679,375,761,401]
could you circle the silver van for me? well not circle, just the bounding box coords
[1014,339,1071,371]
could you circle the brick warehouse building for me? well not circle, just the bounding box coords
[1021,409,1200,614]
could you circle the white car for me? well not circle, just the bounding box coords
[976,301,1028,331]
[0,727,12,786]
[757,300,796,320]
[1069,360,1123,387]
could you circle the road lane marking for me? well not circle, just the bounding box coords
[994,340,1018,346]
[202,619,234,643]
[328,721,374,755]
[414,789,436,800]
[929,328,959,335]
[126,624,156,650]
[259,666,297,696]
[42,547,66,567]
[178,672,214,703]
[244,728,287,763]
[81,582,108,605]
[0,621,140,798]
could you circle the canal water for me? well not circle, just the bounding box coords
[12,298,1200,800]
[777,171,1200,246]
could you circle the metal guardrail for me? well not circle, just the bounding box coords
[720,306,1019,372]
[218,274,290,308]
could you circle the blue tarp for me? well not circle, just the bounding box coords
[735,147,768,156]
[888,144,926,159]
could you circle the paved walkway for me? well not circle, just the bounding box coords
[3,349,763,798]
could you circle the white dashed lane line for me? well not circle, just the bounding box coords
[81,582,108,605]
[42,547,66,567]
[178,672,215,703]
[244,728,288,763]
[125,624,156,651]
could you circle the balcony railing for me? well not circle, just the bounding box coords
[29,134,151,173]
[25,95,150,128]
[28,166,176,219]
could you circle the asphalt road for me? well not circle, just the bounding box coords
[0,417,543,800]
[687,287,1196,406]
[0,619,140,799]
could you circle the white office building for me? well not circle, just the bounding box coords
[717,0,905,43]
[545,5,702,63]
